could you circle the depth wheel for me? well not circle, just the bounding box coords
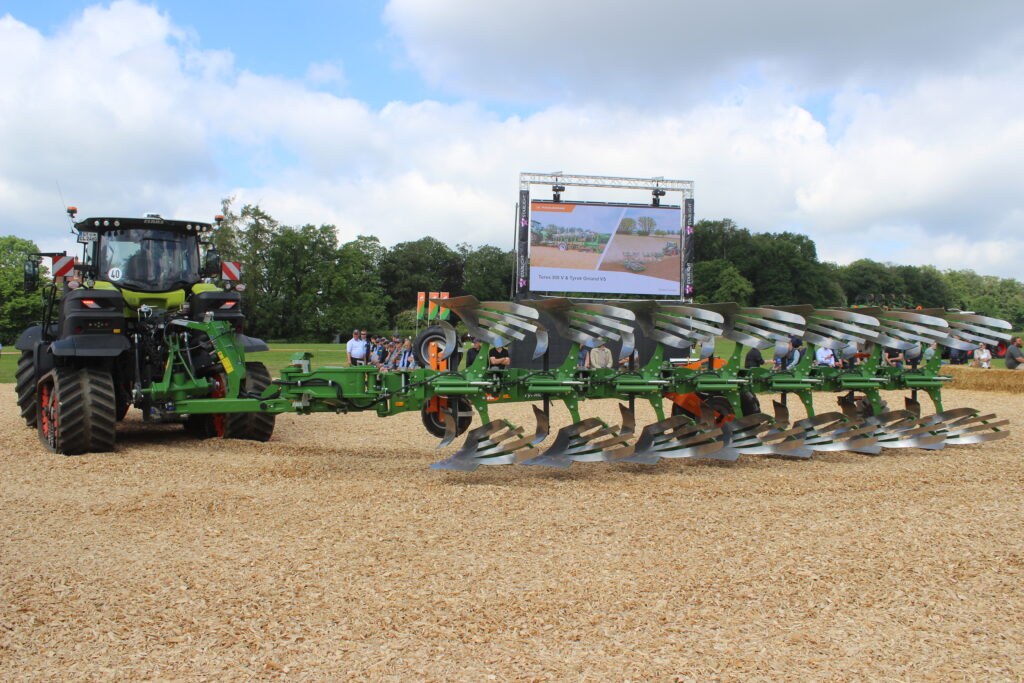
[37,367,117,455]
[225,362,276,442]
[412,325,461,370]
[421,397,473,439]
[15,350,37,428]
[671,393,736,426]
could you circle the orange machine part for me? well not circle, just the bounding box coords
[664,357,733,424]
[425,340,449,414]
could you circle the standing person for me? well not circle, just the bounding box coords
[923,340,939,363]
[465,339,482,367]
[744,346,765,369]
[975,342,992,369]
[346,329,366,366]
[588,341,614,369]
[1005,337,1024,370]
[488,339,511,369]
[577,345,588,368]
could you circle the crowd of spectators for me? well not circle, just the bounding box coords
[345,329,418,372]
[345,331,1024,374]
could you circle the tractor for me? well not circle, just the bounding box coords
[15,208,275,454]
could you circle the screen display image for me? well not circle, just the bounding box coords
[528,201,681,296]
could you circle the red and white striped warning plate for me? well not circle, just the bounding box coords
[52,254,75,278]
[221,261,242,281]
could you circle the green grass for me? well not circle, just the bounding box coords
[0,351,16,383]
[0,343,348,384]
[246,343,347,376]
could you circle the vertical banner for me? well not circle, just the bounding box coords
[416,291,427,320]
[683,198,695,300]
[515,189,530,297]
[427,291,440,321]
[439,292,451,320]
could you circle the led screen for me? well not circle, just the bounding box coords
[528,201,682,296]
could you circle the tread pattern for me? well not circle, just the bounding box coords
[15,351,37,428]
[224,362,276,442]
[39,367,117,455]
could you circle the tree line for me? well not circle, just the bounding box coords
[691,219,1024,329]
[1,209,1022,345]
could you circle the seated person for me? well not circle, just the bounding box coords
[884,346,904,369]
[465,339,482,367]
[785,337,803,370]
[488,339,511,370]
[395,339,417,370]
[588,341,614,369]
[814,345,838,367]
[618,348,640,369]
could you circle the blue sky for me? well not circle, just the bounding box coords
[1,0,1022,277]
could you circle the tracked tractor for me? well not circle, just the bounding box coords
[15,208,274,454]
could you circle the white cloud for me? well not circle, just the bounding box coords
[383,0,1024,105]
[1,0,1022,284]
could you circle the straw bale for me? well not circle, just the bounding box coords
[0,385,1021,679]
[941,365,1024,393]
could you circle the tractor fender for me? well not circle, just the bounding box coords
[50,335,131,357]
[235,333,269,353]
[15,325,43,351]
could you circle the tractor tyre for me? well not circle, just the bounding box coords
[421,397,473,439]
[15,350,37,428]
[224,362,276,442]
[37,366,117,455]
[184,415,217,439]
[739,390,761,416]
[413,325,461,370]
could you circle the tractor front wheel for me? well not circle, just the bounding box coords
[225,362,276,442]
[37,367,117,455]
[15,350,37,428]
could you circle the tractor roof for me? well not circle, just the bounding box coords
[74,216,213,235]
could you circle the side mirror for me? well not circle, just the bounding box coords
[23,259,39,292]
[202,249,222,278]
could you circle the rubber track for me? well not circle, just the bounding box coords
[15,351,37,428]
[225,362,276,442]
[48,367,117,455]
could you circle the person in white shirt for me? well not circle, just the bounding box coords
[974,342,992,369]
[814,346,838,367]
[346,329,367,366]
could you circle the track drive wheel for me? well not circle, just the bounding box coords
[225,362,276,442]
[15,350,37,428]
[421,397,473,439]
[37,367,117,455]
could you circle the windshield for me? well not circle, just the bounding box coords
[98,228,199,292]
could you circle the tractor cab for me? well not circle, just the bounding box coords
[74,215,226,317]
[79,216,216,292]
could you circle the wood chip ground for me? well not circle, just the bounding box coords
[1,386,1021,680]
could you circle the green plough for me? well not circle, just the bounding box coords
[154,296,1010,471]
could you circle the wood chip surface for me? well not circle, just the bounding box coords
[0,385,1022,680]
